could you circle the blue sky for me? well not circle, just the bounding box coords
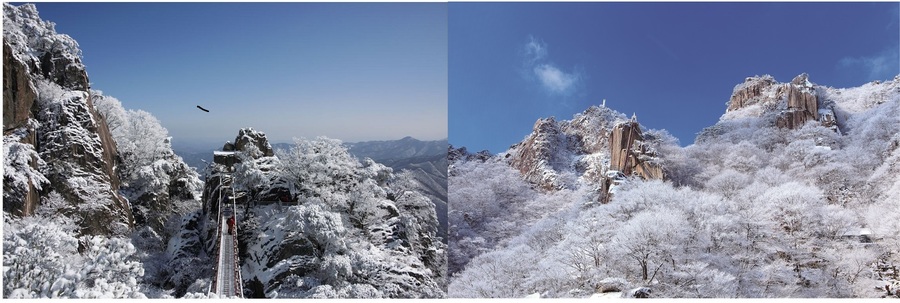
[449,2,900,153]
[26,2,447,150]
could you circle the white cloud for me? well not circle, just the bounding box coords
[534,64,579,95]
[521,35,583,96]
[839,45,900,81]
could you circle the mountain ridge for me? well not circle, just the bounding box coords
[448,73,900,298]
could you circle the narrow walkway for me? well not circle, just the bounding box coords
[210,173,243,298]
[215,220,239,296]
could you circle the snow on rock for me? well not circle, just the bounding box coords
[626,287,652,298]
[3,124,49,216]
[726,74,778,112]
[3,3,87,90]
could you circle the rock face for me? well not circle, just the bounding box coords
[3,3,131,235]
[3,42,37,131]
[727,75,777,112]
[775,73,820,129]
[600,118,664,202]
[608,121,642,175]
[607,120,664,180]
[3,42,41,216]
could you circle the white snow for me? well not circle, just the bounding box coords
[590,292,623,299]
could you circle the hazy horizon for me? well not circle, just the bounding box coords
[27,2,448,147]
[171,133,449,153]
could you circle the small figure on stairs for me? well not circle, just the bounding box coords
[227,216,235,235]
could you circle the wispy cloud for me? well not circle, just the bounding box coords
[839,44,900,81]
[520,35,583,96]
[524,36,548,64]
[533,64,579,94]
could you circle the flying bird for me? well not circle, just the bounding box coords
[197,105,209,112]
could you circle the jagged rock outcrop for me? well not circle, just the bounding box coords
[3,3,132,235]
[234,127,274,157]
[505,105,627,191]
[508,117,569,191]
[722,73,841,133]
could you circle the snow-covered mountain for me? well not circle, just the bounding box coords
[3,3,203,298]
[449,73,900,298]
[345,136,446,160]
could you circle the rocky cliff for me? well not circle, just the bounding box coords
[3,3,131,235]
[4,3,202,239]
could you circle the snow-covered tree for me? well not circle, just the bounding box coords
[3,196,146,298]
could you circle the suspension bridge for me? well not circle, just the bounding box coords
[208,173,244,298]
